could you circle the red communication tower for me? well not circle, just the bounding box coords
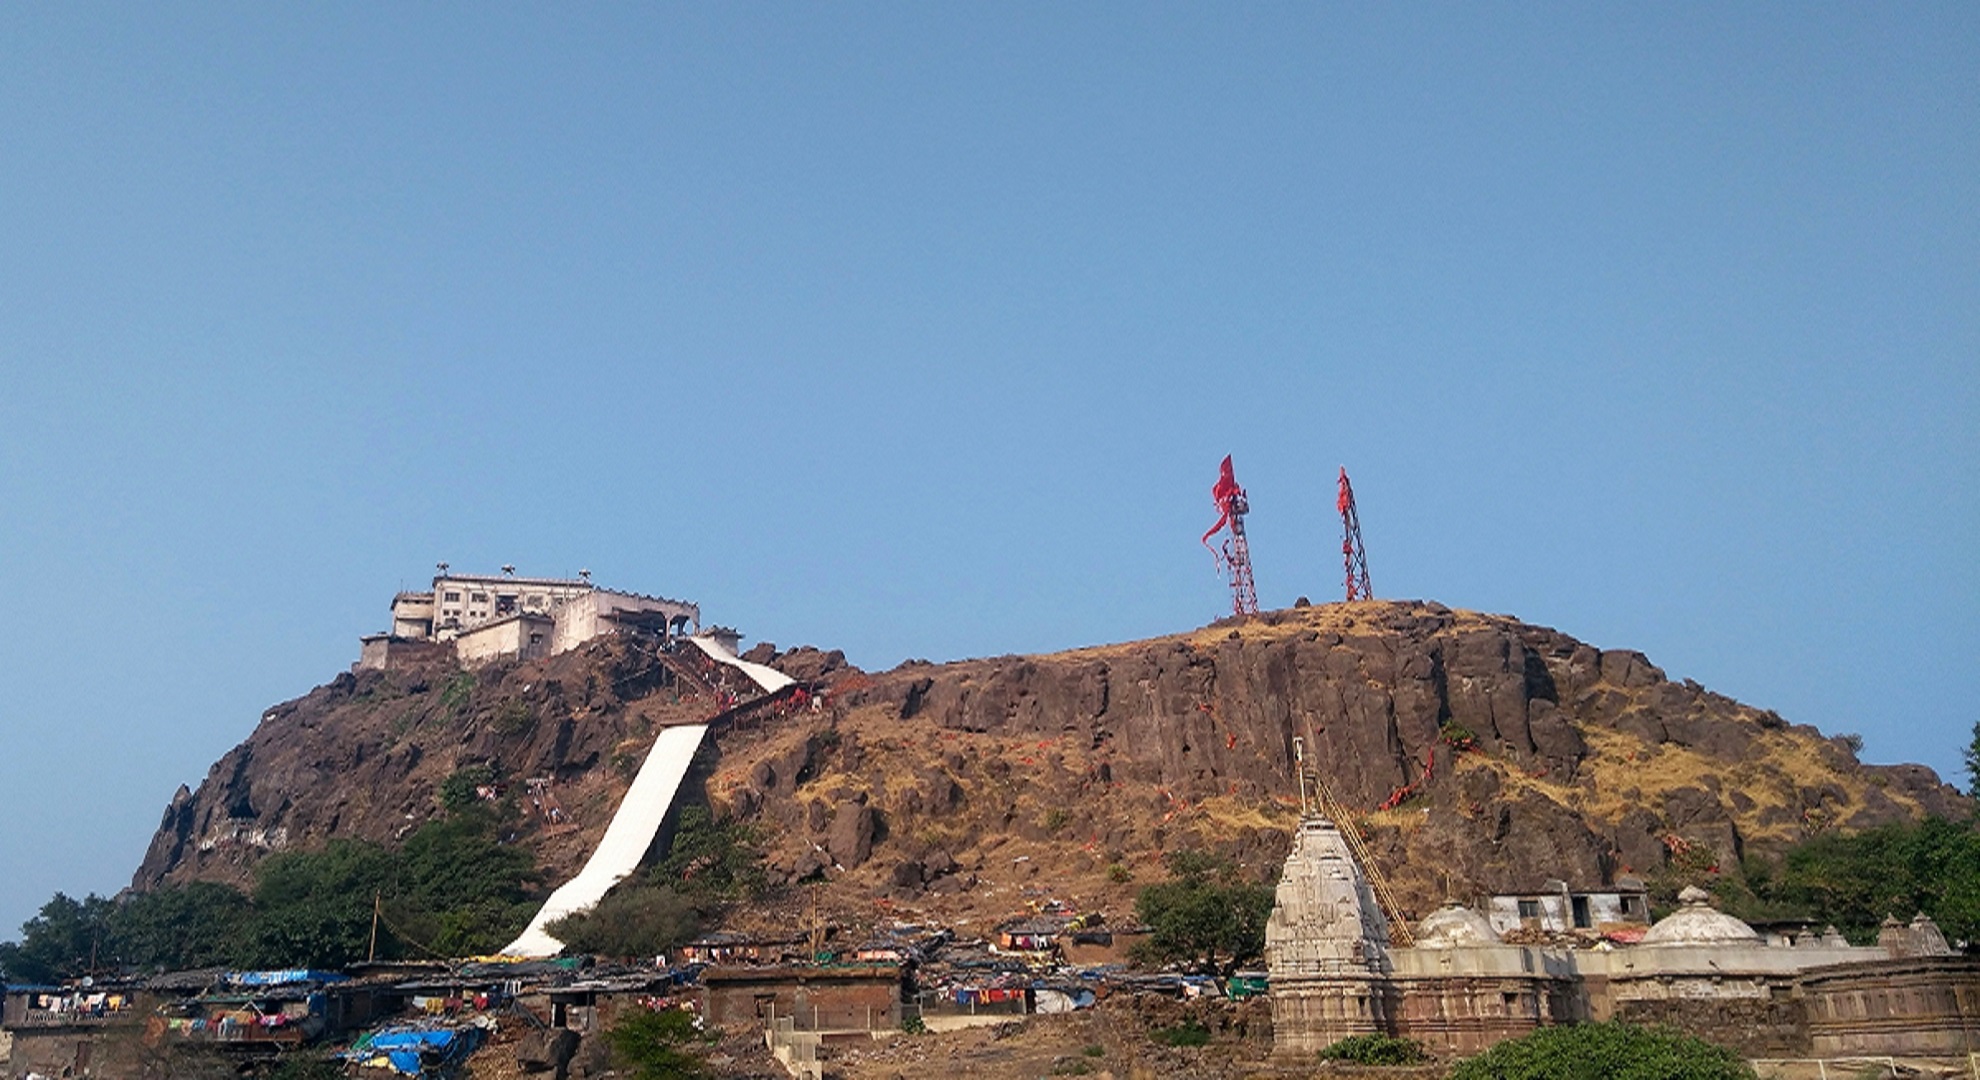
[1337,466,1373,601]
[1202,455,1260,617]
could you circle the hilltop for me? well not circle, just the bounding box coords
[136,601,1970,933]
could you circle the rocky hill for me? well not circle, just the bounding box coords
[136,601,1969,931]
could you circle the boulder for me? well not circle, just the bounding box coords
[828,803,880,869]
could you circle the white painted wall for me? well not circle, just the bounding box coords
[1487,891,1648,934]
[456,614,553,667]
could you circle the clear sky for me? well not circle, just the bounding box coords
[1,5,1973,939]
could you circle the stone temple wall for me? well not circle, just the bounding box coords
[1802,957,1980,1057]
[1264,817,1398,1055]
[1614,997,1810,1057]
[1264,813,1980,1062]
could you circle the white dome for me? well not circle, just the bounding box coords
[1641,886,1761,946]
[1415,903,1502,948]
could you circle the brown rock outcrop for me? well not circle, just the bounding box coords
[133,636,717,892]
[723,602,1964,915]
[135,603,1968,931]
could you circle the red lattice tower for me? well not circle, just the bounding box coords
[1202,455,1260,617]
[1337,466,1373,601]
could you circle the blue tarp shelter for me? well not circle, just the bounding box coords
[343,1024,487,1077]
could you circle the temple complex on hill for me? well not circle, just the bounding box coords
[1266,815,1979,1059]
[357,566,713,669]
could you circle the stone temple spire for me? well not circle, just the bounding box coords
[1264,814,1398,1055]
[1267,816,1394,975]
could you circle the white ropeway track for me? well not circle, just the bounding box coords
[500,635,792,958]
[686,634,795,694]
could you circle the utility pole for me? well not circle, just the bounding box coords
[807,885,826,959]
[368,892,382,963]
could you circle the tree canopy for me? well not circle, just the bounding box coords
[1447,1022,1753,1080]
[1965,719,1979,799]
[1727,815,1980,945]
[546,884,702,961]
[546,803,766,959]
[1131,849,1276,973]
[651,804,766,904]
[606,1007,710,1080]
[0,893,116,984]
[0,808,540,980]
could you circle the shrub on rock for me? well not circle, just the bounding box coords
[1319,1033,1429,1065]
[1448,1022,1753,1080]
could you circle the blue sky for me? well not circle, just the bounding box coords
[1,5,1973,937]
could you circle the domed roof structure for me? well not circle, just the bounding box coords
[1415,903,1502,948]
[1640,886,1762,946]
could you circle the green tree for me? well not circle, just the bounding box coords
[439,763,500,812]
[542,803,764,960]
[605,1007,711,1080]
[650,804,766,904]
[0,893,115,983]
[547,883,701,959]
[108,881,253,971]
[1447,1022,1753,1080]
[390,810,539,955]
[1750,816,1980,944]
[234,811,542,966]
[4,884,254,980]
[1320,1034,1428,1065]
[4,809,547,976]
[1151,1020,1211,1047]
[1131,850,1276,974]
[1965,720,1979,800]
[239,839,396,967]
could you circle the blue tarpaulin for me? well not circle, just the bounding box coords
[343,1024,487,1077]
[230,969,348,987]
[369,1029,465,1052]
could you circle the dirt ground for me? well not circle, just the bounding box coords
[836,1011,1143,1080]
[463,1016,794,1079]
[454,997,1306,1080]
[815,996,1386,1080]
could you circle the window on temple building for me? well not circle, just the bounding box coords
[1518,899,1541,921]
[444,592,461,602]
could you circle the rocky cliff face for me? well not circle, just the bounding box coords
[710,602,1967,919]
[137,603,1968,927]
[134,636,714,892]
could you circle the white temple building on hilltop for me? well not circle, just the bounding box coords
[358,566,703,669]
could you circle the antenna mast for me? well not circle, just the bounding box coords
[1337,467,1372,601]
[1202,455,1259,617]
